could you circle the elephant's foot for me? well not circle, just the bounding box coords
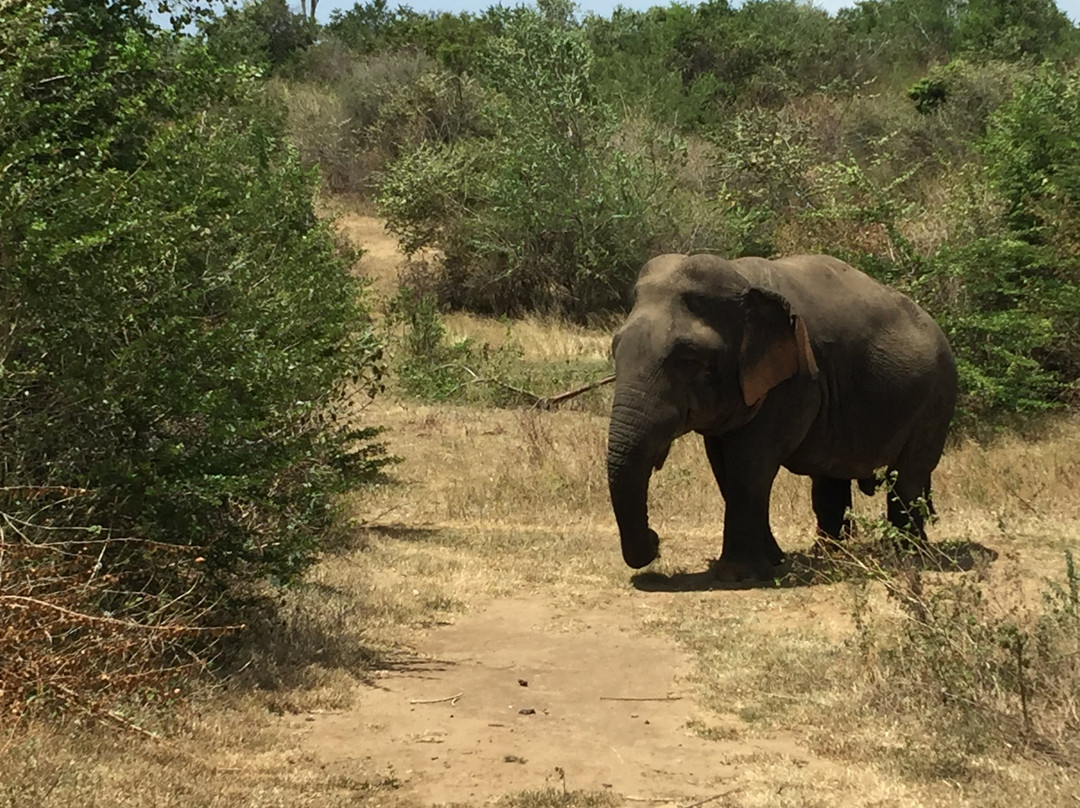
[622,528,661,569]
[710,553,790,584]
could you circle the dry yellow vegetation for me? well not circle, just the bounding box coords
[4,215,1079,808]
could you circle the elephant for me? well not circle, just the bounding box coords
[606,252,957,581]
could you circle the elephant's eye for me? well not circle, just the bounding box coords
[668,341,710,373]
[682,292,713,318]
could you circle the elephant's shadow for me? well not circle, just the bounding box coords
[630,539,999,592]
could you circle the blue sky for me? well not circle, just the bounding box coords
[313,0,1080,23]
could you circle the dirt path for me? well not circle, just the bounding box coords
[284,211,851,807]
[288,594,835,805]
[291,206,1078,808]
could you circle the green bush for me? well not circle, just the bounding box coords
[983,67,1080,248]
[279,45,483,196]
[919,238,1064,419]
[379,2,660,320]
[199,0,316,73]
[908,76,948,115]
[0,1,390,595]
[918,65,1080,416]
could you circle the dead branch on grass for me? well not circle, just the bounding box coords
[0,499,239,731]
[535,374,615,409]
[450,368,615,409]
[623,787,744,806]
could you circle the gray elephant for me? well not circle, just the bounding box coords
[607,253,957,581]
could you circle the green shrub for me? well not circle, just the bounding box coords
[385,286,481,401]
[908,76,948,115]
[199,0,316,73]
[379,2,660,320]
[0,1,390,595]
[279,45,482,196]
[919,238,1064,419]
[983,67,1080,248]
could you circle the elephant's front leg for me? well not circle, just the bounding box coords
[704,436,786,582]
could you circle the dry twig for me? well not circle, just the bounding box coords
[534,374,615,409]
[409,692,463,706]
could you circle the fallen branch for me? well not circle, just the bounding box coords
[600,695,682,702]
[56,684,162,740]
[410,692,462,706]
[534,374,615,410]
[682,788,744,808]
[622,789,743,807]
[444,369,615,410]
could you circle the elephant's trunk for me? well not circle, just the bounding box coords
[607,382,679,568]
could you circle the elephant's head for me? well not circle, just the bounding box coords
[606,253,818,568]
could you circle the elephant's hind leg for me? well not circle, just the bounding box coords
[811,476,852,542]
[886,468,932,543]
[887,406,950,544]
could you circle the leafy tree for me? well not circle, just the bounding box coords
[840,0,958,70]
[957,0,1077,62]
[585,4,726,127]
[200,0,316,72]
[326,1,514,73]
[325,0,422,56]
[977,66,1080,385]
[983,67,1080,241]
[587,0,847,122]
[842,0,1077,68]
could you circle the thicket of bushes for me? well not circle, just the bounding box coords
[210,0,1080,423]
[0,0,389,717]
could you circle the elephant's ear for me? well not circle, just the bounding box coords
[738,287,819,408]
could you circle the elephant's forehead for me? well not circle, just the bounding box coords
[635,253,747,289]
[635,254,747,301]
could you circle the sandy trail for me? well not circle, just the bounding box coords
[288,595,833,806]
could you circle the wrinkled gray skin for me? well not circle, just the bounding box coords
[607,253,957,581]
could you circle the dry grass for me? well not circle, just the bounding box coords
[440,313,615,364]
[6,303,1080,806]
[0,712,408,808]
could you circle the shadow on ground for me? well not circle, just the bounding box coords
[631,539,1000,592]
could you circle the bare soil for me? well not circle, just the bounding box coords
[291,594,842,806]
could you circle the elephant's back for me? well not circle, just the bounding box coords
[738,255,947,353]
[751,255,957,474]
